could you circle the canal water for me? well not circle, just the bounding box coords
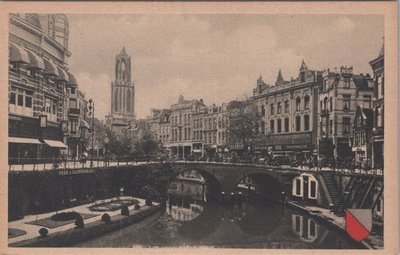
[74,171,365,249]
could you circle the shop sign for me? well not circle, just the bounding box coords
[58,169,95,175]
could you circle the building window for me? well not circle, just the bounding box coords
[329,97,333,111]
[376,75,384,99]
[363,95,372,108]
[69,98,77,109]
[270,103,275,115]
[343,95,350,111]
[45,97,58,122]
[329,120,333,135]
[284,118,289,132]
[9,87,33,116]
[376,107,383,128]
[304,115,310,131]
[9,62,19,73]
[277,102,282,114]
[343,117,351,134]
[309,180,317,199]
[270,120,275,133]
[344,78,350,88]
[261,105,265,116]
[277,119,282,133]
[70,120,78,134]
[261,121,265,134]
[296,97,301,111]
[284,100,289,113]
[296,116,301,132]
[304,95,310,110]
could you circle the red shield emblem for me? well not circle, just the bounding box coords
[345,209,372,241]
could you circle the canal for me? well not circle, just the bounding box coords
[74,170,365,249]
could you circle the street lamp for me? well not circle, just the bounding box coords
[88,99,95,168]
[104,135,109,166]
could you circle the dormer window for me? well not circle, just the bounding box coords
[300,72,305,82]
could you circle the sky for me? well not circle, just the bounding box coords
[67,14,384,120]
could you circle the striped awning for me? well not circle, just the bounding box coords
[43,139,68,148]
[80,119,90,129]
[9,44,30,63]
[67,72,78,86]
[56,67,69,82]
[8,137,42,144]
[26,51,45,70]
[43,58,60,77]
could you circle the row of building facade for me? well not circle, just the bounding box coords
[145,48,384,168]
[8,14,91,164]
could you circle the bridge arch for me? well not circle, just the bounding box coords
[168,167,223,201]
[234,172,285,202]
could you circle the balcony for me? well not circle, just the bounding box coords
[69,108,80,116]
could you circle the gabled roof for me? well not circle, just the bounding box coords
[299,59,308,71]
[352,75,371,90]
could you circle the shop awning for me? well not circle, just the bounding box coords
[56,67,69,82]
[8,137,42,144]
[26,51,45,70]
[43,139,68,148]
[80,119,90,129]
[43,58,60,77]
[67,72,78,87]
[9,44,30,63]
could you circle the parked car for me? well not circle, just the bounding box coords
[258,157,268,165]
[270,155,290,166]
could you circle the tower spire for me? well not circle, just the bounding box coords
[300,59,308,71]
[277,69,284,82]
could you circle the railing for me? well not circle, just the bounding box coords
[8,157,384,177]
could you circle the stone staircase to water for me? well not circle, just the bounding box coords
[320,171,343,215]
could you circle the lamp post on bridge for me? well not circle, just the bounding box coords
[88,99,95,168]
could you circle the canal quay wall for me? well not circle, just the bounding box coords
[8,164,171,221]
[9,204,163,247]
[9,163,341,221]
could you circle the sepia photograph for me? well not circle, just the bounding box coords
[1,2,398,254]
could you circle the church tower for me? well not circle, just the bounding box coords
[107,47,135,129]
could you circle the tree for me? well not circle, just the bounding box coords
[226,97,261,154]
[133,130,159,157]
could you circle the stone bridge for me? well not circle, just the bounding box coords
[163,162,301,201]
